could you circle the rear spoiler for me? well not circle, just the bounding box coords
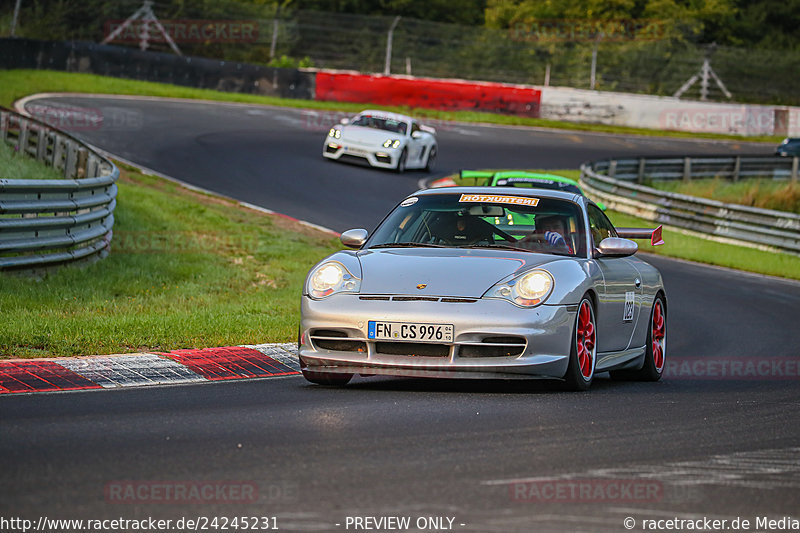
[616,225,665,246]
[420,124,436,135]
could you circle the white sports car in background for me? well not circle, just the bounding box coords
[322,110,437,172]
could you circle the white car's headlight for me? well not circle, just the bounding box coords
[307,261,360,299]
[329,128,342,139]
[382,139,401,148]
[485,270,554,307]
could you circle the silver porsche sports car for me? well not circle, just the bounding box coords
[322,110,437,172]
[299,187,667,390]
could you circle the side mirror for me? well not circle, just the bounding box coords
[411,131,423,139]
[340,228,368,248]
[596,237,638,258]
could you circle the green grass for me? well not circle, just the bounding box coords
[452,168,800,280]
[0,141,64,179]
[648,178,800,214]
[0,69,782,143]
[0,165,341,358]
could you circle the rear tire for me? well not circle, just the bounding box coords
[610,295,666,382]
[563,297,596,391]
[301,368,353,386]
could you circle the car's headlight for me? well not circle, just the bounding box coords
[485,270,554,307]
[307,261,361,299]
[329,128,341,139]
[382,139,401,148]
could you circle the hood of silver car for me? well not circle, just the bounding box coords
[343,125,399,145]
[357,248,555,297]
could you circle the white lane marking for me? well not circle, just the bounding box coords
[482,447,800,490]
[238,202,339,236]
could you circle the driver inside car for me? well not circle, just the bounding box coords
[518,214,572,254]
[429,211,494,246]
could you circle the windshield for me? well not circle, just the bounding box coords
[350,115,408,135]
[367,193,587,257]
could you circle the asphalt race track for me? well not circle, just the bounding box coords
[2,96,799,532]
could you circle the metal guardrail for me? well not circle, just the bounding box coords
[1,108,118,271]
[580,156,800,255]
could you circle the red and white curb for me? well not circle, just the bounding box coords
[0,343,301,395]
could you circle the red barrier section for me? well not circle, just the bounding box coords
[316,72,541,117]
[161,346,299,381]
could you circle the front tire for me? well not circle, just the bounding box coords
[610,295,666,381]
[425,146,437,172]
[395,148,407,173]
[563,297,596,391]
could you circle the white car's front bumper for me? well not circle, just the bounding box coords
[322,138,401,169]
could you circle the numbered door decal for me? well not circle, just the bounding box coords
[623,291,635,322]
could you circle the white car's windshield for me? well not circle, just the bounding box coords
[350,115,408,135]
[367,193,587,257]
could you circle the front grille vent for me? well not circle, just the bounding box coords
[459,336,526,358]
[375,342,450,357]
[310,329,366,353]
[358,295,477,303]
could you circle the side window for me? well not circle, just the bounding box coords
[410,122,420,135]
[587,205,617,247]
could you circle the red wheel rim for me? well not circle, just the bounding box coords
[576,300,596,379]
[652,299,666,372]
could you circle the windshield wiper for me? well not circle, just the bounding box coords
[369,242,447,249]
[463,243,529,252]
[464,243,576,257]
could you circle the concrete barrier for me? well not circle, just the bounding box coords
[539,86,800,137]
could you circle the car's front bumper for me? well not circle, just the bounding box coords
[299,294,576,380]
[322,139,401,169]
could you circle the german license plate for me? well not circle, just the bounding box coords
[368,321,453,342]
[344,146,366,155]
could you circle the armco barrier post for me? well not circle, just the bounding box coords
[18,119,28,152]
[792,157,798,183]
[36,127,47,161]
[52,136,65,170]
[64,141,78,179]
[682,157,691,181]
[77,148,89,179]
